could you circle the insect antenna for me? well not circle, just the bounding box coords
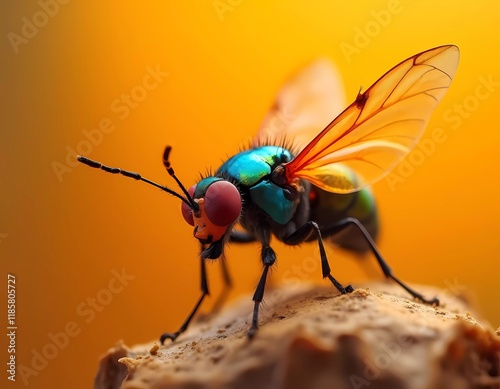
[77,155,193,208]
[162,146,199,212]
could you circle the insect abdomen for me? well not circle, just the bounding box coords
[309,185,379,252]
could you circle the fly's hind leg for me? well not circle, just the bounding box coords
[320,217,439,305]
[283,221,355,295]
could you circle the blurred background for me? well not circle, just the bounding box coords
[1,1,499,388]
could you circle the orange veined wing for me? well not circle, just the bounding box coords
[253,59,346,151]
[283,45,460,193]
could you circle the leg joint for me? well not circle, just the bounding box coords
[261,245,276,266]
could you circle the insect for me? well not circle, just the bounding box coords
[78,45,460,343]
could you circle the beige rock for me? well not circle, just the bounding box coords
[94,282,500,389]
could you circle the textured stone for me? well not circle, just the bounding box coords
[94,282,500,389]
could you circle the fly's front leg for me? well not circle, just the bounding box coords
[201,229,253,315]
[284,221,355,294]
[321,217,439,305]
[160,255,210,344]
[248,226,276,338]
[208,254,233,315]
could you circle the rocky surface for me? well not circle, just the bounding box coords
[94,282,500,389]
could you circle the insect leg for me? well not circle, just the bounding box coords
[320,217,439,305]
[160,255,210,344]
[204,230,250,315]
[248,226,276,338]
[283,221,355,294]
[208,255,233,315]
[229,230,257,243]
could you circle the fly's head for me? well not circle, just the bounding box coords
[181,177,242,258]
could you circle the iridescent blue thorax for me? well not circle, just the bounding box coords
[217,146,292,186]
[212,145,296,225]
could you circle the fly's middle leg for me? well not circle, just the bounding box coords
[283,221,355,295]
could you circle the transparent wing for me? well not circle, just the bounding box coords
[253,59,346,150]
[283,45,460,193]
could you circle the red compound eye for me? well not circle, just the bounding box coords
[204,181,241,226]
[180,185,196,226]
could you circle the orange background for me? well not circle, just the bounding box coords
[2,1,499,388]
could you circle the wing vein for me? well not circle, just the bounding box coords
[283,45,459,193]
[357,118,425,143]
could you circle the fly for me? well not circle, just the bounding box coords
[78,45,460,343]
